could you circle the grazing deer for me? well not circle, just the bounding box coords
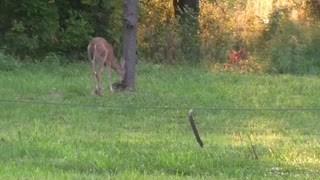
[87,37,125,94]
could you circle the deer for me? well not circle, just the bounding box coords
[87,37,125,95]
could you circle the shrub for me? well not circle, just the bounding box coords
[0,51,21,71]
[139,0,202,65]
[261,12,320,75]
[3,1,59,57]
[56,10,93,54]
[0,0,121,61]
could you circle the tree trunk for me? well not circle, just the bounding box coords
[173,0,201,64]
[310,0,320,20]
[123,0,137,89]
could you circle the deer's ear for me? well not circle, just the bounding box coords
[120,57,126,68]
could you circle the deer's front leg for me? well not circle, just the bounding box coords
[95,65,104,95]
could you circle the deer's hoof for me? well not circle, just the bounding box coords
[93,88,103,96]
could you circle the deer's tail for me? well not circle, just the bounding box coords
[88,44,98,93]
[88,44,97,75]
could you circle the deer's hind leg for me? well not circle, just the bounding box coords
[95,59,105,95]
[88,45,98,95]
[90,61,97,95]
[106,59,114,92]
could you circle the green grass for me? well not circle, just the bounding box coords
[0,62,320,179]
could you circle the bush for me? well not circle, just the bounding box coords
[0,0,122,61]
[56,10,93,54]
[0,51,21,71]
[138,0,180,64]
[3,1,59,57]
[261,15,320,74]
[139,0,201,65]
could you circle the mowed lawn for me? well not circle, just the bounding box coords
[0,62,319,179]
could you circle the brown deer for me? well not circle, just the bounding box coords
[87,37,125,94]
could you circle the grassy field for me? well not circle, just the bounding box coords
[0,62,319,179]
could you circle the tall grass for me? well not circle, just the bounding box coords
[0,61,319,179]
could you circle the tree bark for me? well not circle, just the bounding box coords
[310,0,320,20]
[123,0,137,89]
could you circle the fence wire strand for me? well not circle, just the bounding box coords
[1,99,319,112]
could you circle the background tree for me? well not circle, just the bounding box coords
[173,0,201,64]
[173,0,199,17]
[123,0,138,89]
[307,0,320,20]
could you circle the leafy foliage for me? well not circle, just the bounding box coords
[0,51,21,71]
[139,0,201,65]
[259,6,320,74]
[0,0,122,59]
[2,1,59,56]
[57,10,93,53]
[138,0,179,64]
[0,0,320,74]
[197,0,320,74]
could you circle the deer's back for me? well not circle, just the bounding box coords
[88,37,115,61]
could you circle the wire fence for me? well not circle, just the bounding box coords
[1,99,320,112]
